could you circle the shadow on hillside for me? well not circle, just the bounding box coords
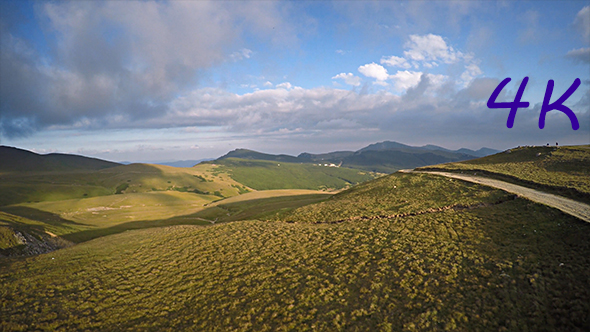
[61,218,211,243]
[0,206,86,228]
[62,193,332,244]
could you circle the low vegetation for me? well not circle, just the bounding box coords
[172,192,332,224]
[2,196,589,331]
[418,145,590,203]
[279,173,513,223]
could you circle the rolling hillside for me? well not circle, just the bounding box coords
[2,143,589,330]
[2,168,589,331]
[0,146,378,207]
[0,162,249,207]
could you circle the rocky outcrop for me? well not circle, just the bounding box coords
[1,229,73,257]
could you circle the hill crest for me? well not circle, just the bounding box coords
[0,146,120,173]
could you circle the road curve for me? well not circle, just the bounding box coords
[410,170,590,223]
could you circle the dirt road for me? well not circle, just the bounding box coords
[413,170,590,223]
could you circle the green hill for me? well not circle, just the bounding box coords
[206,158,378,190]
[0,146,376,207]
[418,145,590,203]
[0,146,120,173]
[0,190,331,248]
[2,170,589,331]
[0,162,249,207]
[279,172,514,223]
[218,148,300,162]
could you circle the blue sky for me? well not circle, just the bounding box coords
[1,0,588,162]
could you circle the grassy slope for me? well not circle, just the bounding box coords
[169,192,332,224]
[0,155,367,208]
[2,172,590,331]
[418,145,590,203]
[0,190,332,246]
[0,192,216,237]
[212,158,378,190]
[0,163,248,207]
[279,173,513,223]
[0,211,74,256]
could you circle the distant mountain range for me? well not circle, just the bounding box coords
[1,141,500,174]
[215,141,500,173]
[360,141,498,158]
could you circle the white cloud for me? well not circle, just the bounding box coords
[240,84,257,89]
[403,34,461,64]
[230,48,253,61]
[426,73,447,88]
[574,6,590,44]
[456,78,502,101]
[276,82,293,89]
[335,49,347,55]
[566,47,590,64]
[164,78,583,150]
[358,63,389,81]
[332,73,361,86]
[168,86,402,133]
[389,70,423,91]
[460,63,483,86]
[264,81,273,87]
[380,56,411,69]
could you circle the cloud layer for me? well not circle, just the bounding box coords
[0,1,294,137]
[0,0,588,156]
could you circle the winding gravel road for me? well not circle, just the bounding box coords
[411,170,590,223]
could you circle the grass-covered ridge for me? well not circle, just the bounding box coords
[209,158,379,190]
[418,145,590,203]
[0,146,120,173]
[279,172,514,223]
